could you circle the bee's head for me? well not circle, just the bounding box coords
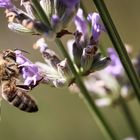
[2,49,16,61]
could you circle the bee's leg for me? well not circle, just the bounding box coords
[16,85,31,91]
[16,77,43,91]
[5,68,15,78]
[5,63,18,75]
[6,63,18,68]
[14,48,30,54]
[29,77,43,89]
[2,69,13,80]
[2,64,17,80]
[6,66,16,73]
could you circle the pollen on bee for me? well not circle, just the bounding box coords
[22,20,34,30]
[5,10,16,22]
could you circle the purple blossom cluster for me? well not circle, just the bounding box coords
[15,50,42,86]
[87,12,106,41]
[104,48,124,77]
[67,8,110,73]
[0,0,13,8]
[74,8,105,43]
[0,0,138,108]
[0,0,80,39]
[0,3,111,88]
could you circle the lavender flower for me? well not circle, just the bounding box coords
[0,0,80,39]
[15,50,42,86]
[34,38,61,68]
[104,48,124,77]
[73,9,105,48]
[74,8,88,42]
[67,9,109,73]
[50,0,80,33]
[69,70,120,107]
[34,38,73,87]
[0,0,13,9]
[87,12,105,42]
[74,9,105,42]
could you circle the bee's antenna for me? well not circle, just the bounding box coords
[14,48,30,54]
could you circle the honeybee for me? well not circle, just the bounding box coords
[0,50,38,112]
[5,9,35,30]
[5,8,47,35]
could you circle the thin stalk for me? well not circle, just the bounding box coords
[31,0,51,28]
[55,38,118,140]
[118,96,140,139]
[92,0,140,102]
[81,2,140,137]
[30,0,118,139]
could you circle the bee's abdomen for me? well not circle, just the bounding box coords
[2,89,38,113]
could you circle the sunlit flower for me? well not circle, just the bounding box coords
[1,0,80,39]
[87,12,105,41]
[0,0,13,9]
[15,50,42,86]
[74,8,88,40]
[68,9,109,73]
[34,38,73,87]
[104,48,124,77]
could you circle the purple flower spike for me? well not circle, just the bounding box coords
[22,65,41,85]
[0,0,13,9]
[15,50,42,86]
[87,12,105,41]
[74,8,88,36]
[105,48,124,77]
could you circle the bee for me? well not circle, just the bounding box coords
[5,9,35,30]
[5,8,47,35]
[0,49,38,113]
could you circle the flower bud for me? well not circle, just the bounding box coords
[34,38,60,68]
[53,79,67,87]
[57,59,73,79]
[81,45,96,72]
[91,56,111,72]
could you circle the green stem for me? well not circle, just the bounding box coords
[92,0,140,102]
[81,2,140,137]
[55,38,118,140]
[30,0,118,139]
[118,96,140,139]
[31,0,51,28]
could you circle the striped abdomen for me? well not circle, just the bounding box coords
[2,86,38,113]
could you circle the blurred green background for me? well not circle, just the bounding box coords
[0,0,140,139]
